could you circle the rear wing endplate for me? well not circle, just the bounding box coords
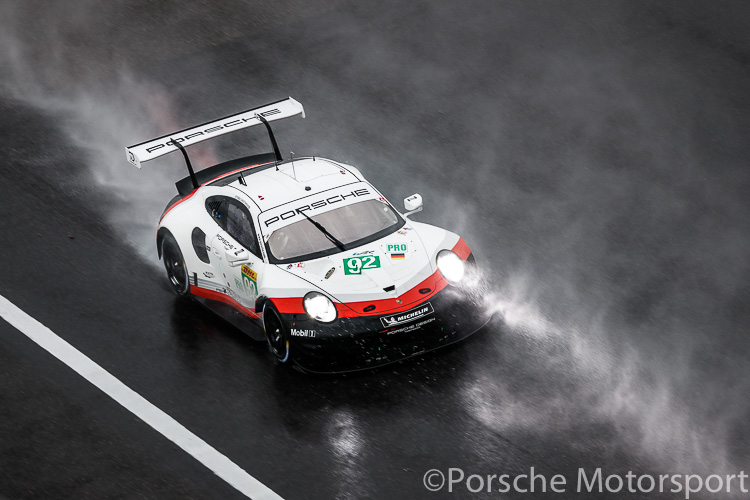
[125,97,305,169]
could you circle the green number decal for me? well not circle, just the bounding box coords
[343,256,381,275]
[346,257,362,275]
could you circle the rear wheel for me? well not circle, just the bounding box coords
[263,302,290,363]
[161,234,190,296]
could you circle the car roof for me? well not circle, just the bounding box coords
[210,157,366,212]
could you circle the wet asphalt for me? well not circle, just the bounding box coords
[1,1,750,499]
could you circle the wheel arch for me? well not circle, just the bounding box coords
[156,227,174,260]
[255,295,271,314]
[261,299,291,363]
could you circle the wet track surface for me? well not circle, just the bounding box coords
[1,2,750,499]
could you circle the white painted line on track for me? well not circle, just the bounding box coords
[0,294,283,500]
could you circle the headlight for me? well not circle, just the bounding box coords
[436,249,465,283]
[303,291,338,322]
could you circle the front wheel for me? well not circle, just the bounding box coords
[161,234,190,296]
[263,302,290,363]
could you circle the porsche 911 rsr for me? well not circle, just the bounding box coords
[126,97,492,372]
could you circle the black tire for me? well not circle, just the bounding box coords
[161,234,190,296]
[263,302,290,363]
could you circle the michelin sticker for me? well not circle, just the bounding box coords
[380,302,434,327]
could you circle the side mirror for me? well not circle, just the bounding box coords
[226,247,250,267]
[404,193,423,217]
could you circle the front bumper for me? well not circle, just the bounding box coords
[281,285,493,373]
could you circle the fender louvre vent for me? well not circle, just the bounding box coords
[383,285,395,292]
[191,227,210,263]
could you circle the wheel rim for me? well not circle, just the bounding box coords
[264,308,289,362]
[163,240,188,294]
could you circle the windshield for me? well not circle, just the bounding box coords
[266,199,404,263]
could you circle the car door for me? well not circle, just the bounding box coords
[206,195,264,309]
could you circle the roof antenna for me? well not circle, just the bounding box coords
[290,151,297,180]
[238,170,247,186]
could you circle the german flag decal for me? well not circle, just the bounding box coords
[387,243,407,261]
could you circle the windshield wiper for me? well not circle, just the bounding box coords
[296,209,346,252]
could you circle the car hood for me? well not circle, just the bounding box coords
[277,225,437,313]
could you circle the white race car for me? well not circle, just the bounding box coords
[127,98,492,372]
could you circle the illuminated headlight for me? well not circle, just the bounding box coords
[436,249,465,283]
[303,291,338,322]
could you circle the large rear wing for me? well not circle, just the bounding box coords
[125,97,305,169]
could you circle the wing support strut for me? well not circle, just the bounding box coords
[256,113,282,163]
[172,139,199,191]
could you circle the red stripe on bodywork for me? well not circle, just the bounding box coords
[272,297,305,315]
[335,270,447,317]
[190,286,260,319]
[452,237,471,260]
[161,189,198,221]
[268,237,472,317]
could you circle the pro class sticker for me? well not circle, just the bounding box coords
[387,243,407,260]
[380,302,434,327]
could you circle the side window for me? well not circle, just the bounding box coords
[226,199,259,256]
[206,196,228,230]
